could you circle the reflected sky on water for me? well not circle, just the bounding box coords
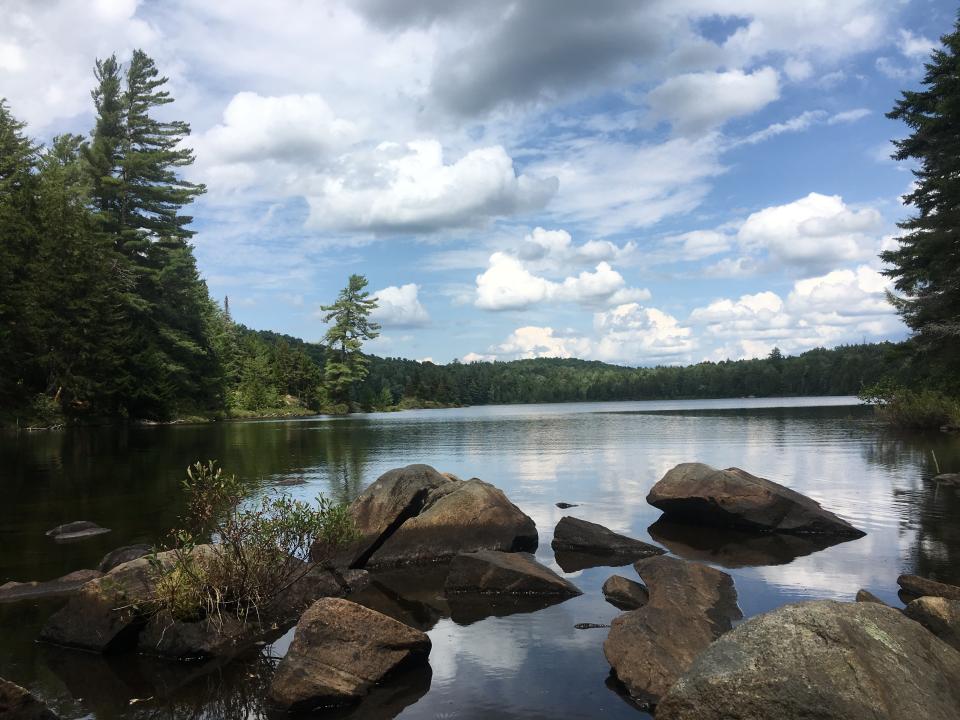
[1,397,959,719]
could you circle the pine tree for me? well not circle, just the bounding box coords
[320,275,380,405]
[883,16,960,379]
[0,99,40,405]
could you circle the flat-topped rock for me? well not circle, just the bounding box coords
[551,516,664,561]
[45,521,111,542]
[647,462,865,537]
[366,477,537,568]
[445,550,581,597]
[898,574,960,601]
[0,677,58,719]
[604,555,741,705]
[657,600,960,720]
[268,598,431,711]
[904,596,960,652]
[602,575,649,610]
[0,569,102,604]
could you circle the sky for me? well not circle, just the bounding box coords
[1,0,954,365]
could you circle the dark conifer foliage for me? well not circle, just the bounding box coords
[884,15,960,387]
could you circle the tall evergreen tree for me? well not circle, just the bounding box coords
[883,16,960,383]
[0,99,40,405]
[320,275,380,404]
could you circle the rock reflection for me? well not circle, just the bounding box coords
[553,550,639,573]
[647,519,856,568]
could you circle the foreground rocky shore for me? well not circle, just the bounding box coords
[2,462,959,719]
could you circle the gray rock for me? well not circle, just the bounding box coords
[0,677,58,719]
[0,569,102,604]
[137,611,263,660]
[98,544,153,573]
[365,477,537,568]
[444,550,581,597]
[602,575,649,610]
[551,516,664,561]
[905,596,960,652]
[45,520,111,542]
[657,600,960,720]
[555,502,578,509]
[647,462,865,537]
[855,588,888,605]
[268,598,431,711]
[898,574,960,601]
[603,555,741,704]
[933,473,960,486]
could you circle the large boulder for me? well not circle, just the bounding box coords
[45,520,111,542]
[602,575,649,610]
[0,569,102,603]
[647,462,865,537]
[0,678,58,719]
[603,555,741,705]
[314,464,452,568]
[39,546,211,653]
[444,550,581,597]
[898,574,960,601]
[657,600,960,720]
[268,598,431,711]
[137,611,263,661]
[905,596,960,652]
[551,517,664,562]
[365,477,537,568]
[97,544,153,573]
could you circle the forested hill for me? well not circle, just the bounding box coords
[241,324,912,410]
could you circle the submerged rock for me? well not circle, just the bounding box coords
[45,521,111,542]
[0,569,102,604]
[647,518,851,568]
[657,600,960,720]
[0,677,58,719]
[933,473,960,486]
[905,596,960,652]
[898,574,960,601]
[445,550,581,597]
[647,462,865,537]
[98,544,153,573]
[551,516,664,560]
[603,555,741,705]
[268,598,431,711]
[602,575,649,610]
[365,476,538,568]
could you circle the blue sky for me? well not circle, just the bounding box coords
[2,0,955,364]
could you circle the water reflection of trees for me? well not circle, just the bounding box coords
[860,430,960,585]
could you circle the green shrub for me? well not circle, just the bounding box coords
[860,382,960,431]
[149,461,356,624]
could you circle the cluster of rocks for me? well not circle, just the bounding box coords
[7,460,960,719]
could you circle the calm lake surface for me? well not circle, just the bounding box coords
[2,397,959,719]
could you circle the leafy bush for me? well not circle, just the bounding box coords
[149,461,355,625]
[859,382,960,431]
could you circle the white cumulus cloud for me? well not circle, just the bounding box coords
[371,283,430,328]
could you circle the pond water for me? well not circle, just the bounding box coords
[2,397,959,719]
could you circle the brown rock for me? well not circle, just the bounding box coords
[137,611,263,660]
[657,600,960,720]
[647,462,865,537]
[551,516,664,561]
[855,588,888,605]
[898,574,960,601]
[603,555,741,705]
[602,575,649,610]
[268,598,431,711]
[365,478,537,568]
[0,677,58,719]
[0,570,102,604]
[97,544,152,573]
[444,550,581,597]
[905,596,960,651]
